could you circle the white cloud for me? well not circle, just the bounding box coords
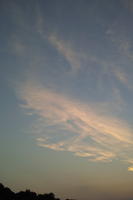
[16,81,133,166]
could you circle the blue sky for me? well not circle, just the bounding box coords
[1,0,133,200]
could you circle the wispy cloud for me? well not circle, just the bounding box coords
[112,68,133,90]
[106,26,133,90]
[48,34,82,73]
[16,81,133,166]
[107,18,133,64]
[113,69,128,85]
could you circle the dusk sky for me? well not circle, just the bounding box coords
[1,0,133,200]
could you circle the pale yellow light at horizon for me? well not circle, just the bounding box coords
[128,167,133,171]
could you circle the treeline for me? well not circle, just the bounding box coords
[0,183,74,200]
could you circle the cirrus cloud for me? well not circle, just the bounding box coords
[15,80,133,167]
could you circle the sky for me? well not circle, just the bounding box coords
[1,0,133,200]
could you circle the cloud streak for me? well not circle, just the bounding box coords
[16,81,133,165]
[48,34,82,73]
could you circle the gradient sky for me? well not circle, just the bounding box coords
[1,0,133,200]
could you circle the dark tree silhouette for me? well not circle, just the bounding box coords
[0,183,74,200]
[0,183,15,200]
[15,189,37,200]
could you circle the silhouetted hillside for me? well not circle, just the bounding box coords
[0,183,75,200]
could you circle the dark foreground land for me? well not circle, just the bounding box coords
[0,183,74,200]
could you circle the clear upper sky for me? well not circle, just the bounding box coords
[1,0,133,200]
